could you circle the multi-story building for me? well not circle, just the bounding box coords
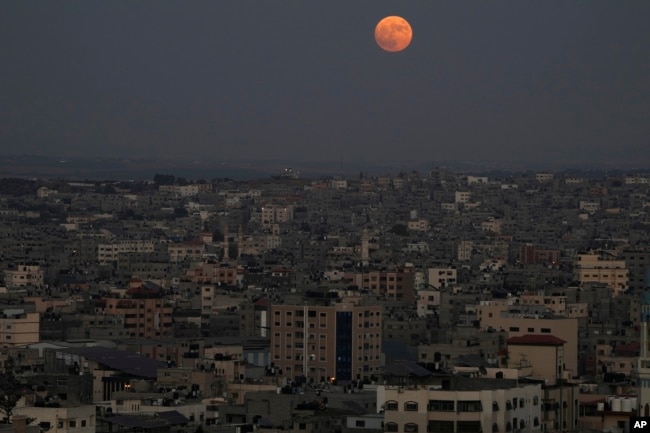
[518,244,560,265]
[168,241,205,263]
[621,249,650,293]
[416,289,440,317]
[260,204,294,226]
[407,219,429,232]
[574,253,628,296]
[15,404,96,433]
[506,335,566,385]
[476,301,579,377]
[270,298,382,384]
[517,294,567,316]
[455,191,472,204]
[0,310,39,347]
[345,265,415,303]
[427,267,457,290]
[100,281,173,339]
[97,240,155,265]
[378,377,543,433]
[3,264,44,290]
[183,262,243,286]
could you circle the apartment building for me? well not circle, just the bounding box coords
[15,404,96,433]
[620,249,650,292]
[158,184,211,197]
[427,267,457,289]
[260,204,294,225]
[3,264,44,289]
[100,281,173,339]
[407,219,429,232]
[506,335,566,385]
[518,244,560,265]
[183,262,243,286]
[455,191,472,204]
[476,301,579,377]
[168,241,205,263]
[97,240,155,265]
[517,294,567,316]
[416,289,440,317]
[458,240,473,261]
[345,265,415,303]
[378,378,543,433]
[574,253,628,296]
[270,299,382,384]
[0,310,39,347]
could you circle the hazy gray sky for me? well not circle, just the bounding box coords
[1,1,649,167]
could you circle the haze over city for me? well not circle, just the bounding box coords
[1,1,649,170]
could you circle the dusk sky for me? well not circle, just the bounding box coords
[1,1,649,168]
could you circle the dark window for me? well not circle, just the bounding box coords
[404,423,418,433]
[458,401,482,412]
[385,423,398,432]
[428,400,454,411]
[427,421,453,433]
[385,401,398,411]
[405,401,418,411]
[457,421,481,433]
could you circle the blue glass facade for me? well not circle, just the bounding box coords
[336,311,353,381]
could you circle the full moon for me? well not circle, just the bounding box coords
[374,16,412,52]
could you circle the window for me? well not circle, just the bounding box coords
[492,423,499,433]
[457,421,481,433]
[356,421,365,427]
[541,328,551,333]
[505,421,512,432]
[509,327,519,332]
[69,421,76,428]
[404,423,418,433]
[428,400,454,411]
[427,421,453,433]
[533,396,539,405]
[385,401,398,411]
[492,401,499,411]
[405,401,418,411]
[385,423,398,432]
[457,401,482,412]
[533,417,539,427]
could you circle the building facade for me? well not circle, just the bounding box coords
[270,300,382,384]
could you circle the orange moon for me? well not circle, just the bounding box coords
[374,16,412,52]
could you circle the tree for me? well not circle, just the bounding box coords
[389,224,408,236]
[0,362,22,423]
[153,174,176,185]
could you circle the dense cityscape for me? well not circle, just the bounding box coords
[0,168,649,433]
